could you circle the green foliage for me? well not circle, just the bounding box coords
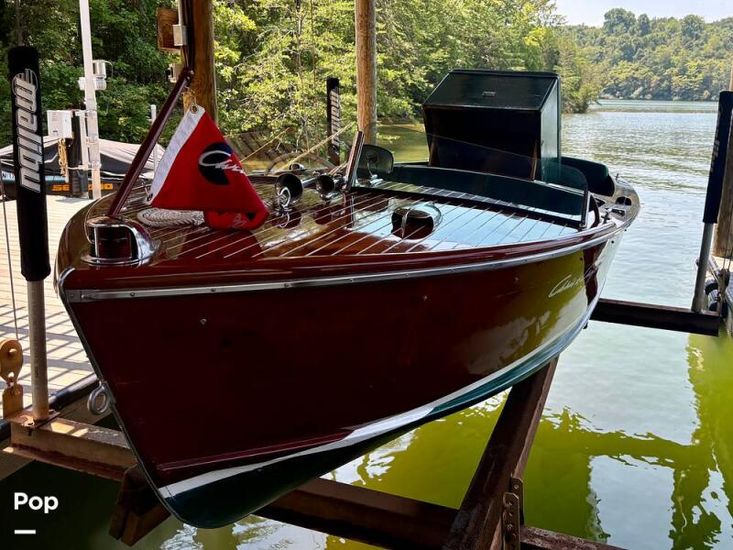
[213,0,565,140]
[3,0,729,151]
[566,11,733,101]
[0,0,172,146]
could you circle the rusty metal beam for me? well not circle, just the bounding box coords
[1,360,624,549]
[444,360,558,550]
[591,298,720,336]
[522,526,623,550]
[3,412,135,481]
[260,477,621,550]
[104,474,620,550]
[262,477,454,549]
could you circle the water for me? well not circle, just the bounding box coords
[2,100,732,549]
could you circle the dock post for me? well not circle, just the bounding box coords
[27,281,49,420]
[693,91,733,312]
[326,77,341,165]
[355,0,377,144]
[79,0,103,200]
[184,0,218,120]
[713,62,733,260]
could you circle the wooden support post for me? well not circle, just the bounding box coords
[444,359,558,550]
[355,0,377,144]
[714,61,733,259]
[156,7,179,53]
[184,0,217,120]
[110,466,171,546]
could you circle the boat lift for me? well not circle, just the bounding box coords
[0,1,729,547]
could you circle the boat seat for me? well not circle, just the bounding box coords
[554,156,615,196]
[386,164,586,217]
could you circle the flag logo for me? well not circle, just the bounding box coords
[198,142,247,185]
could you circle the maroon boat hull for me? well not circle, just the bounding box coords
[53,159,638,527]
[57,226,620,523]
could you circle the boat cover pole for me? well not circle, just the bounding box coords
[326,77,341,165]
[9,46,50,420]
[79,0,103,199]
[692,91,733,312]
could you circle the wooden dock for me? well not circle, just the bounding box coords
[0,196,94,412]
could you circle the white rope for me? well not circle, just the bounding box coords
[137,208,203,227]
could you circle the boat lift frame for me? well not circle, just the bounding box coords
[1,355,620,549]
[1,1,728,547]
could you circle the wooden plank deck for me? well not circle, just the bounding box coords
[1,196,94,411]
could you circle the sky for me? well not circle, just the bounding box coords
[554,0,731,26]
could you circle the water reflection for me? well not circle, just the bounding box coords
[323,332,731,550]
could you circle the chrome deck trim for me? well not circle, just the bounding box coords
[63,225,622,303]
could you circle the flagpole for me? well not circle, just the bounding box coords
[107,68,193,217]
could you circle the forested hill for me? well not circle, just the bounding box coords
[1,2,731,147]
[564,9,733,102]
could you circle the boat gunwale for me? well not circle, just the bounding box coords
[59,215,627,302]
[57,174,638,298]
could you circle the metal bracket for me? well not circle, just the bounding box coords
[502,477,524,550]
[1,339,24,419]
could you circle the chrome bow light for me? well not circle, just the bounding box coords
[83,216,157,265]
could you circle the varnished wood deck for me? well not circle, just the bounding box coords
[96,182,577,266]
[1,196,93,411]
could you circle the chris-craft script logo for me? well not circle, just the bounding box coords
[198,142,246,185]
[548,274,585,298]
[12,68,42,193]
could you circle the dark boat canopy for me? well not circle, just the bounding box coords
[422,69,614,196]
[423,70,560,181]
[0,137,164,178]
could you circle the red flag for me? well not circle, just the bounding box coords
[149,107,268,229]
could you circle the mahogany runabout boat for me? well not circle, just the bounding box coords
[55,70,638,527]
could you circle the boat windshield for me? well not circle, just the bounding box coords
[229,125,597,228]
[351,126,593,228]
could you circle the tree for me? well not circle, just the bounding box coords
[602,8,636,35]
[569,10,733,102]
[637,14,651,36]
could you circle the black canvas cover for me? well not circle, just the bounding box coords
[423,70,560,181]
[0,137,164,177]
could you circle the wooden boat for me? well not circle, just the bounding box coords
[54,70,638,527]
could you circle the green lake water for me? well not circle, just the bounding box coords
[2,99,733,549]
